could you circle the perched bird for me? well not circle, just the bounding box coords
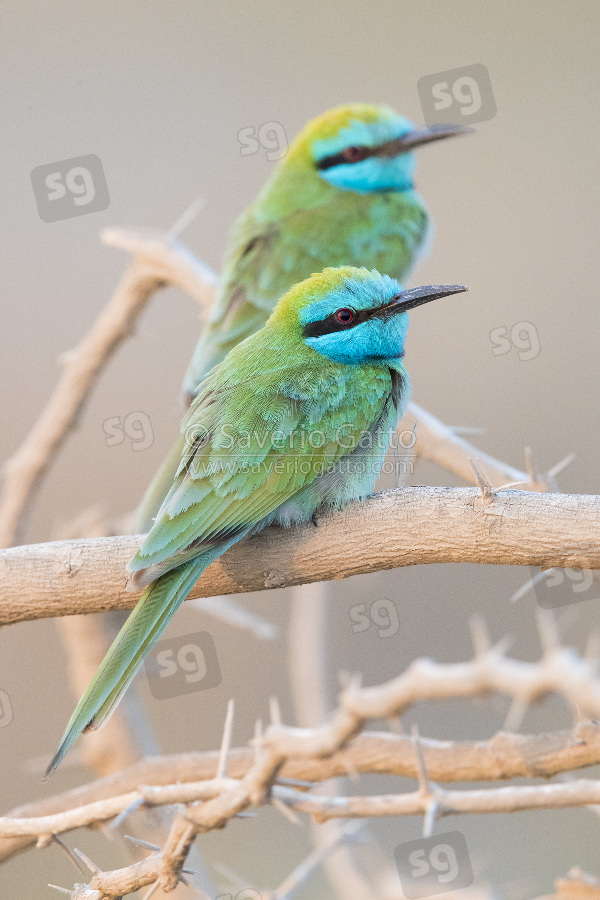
[47,267,466,775]
[136,103,469,530]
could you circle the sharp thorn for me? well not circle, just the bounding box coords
[124,834,161,852]
[547,452,576,480]
[50,835,87,875]
[217,699,235,780]
[110,796,144,830]
[73,847,102,874]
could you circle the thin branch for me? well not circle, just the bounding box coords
[273,778,600,820]
[0,227,215,549]
[4,718,600,859]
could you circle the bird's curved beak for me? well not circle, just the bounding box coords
[378,284,468,317]
[378,124,472,156]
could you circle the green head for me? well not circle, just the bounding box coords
[282,103,469,194]
[269,266,467,366]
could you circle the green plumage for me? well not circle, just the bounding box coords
[135,103,450,532]
[184,189,427,393]
[48,265,450,775]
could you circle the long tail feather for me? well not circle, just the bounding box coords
[134,433,187,533]
[45,558,204,777]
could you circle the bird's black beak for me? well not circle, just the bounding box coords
[378,124,472,156]
[379,284,468,316]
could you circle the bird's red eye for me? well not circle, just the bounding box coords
[336,308,355,324]
[342,146,368,163]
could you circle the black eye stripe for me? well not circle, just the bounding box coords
[302,295,403,338]
[316,146,373,171]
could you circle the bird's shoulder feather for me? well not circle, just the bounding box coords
[130,349,393,579]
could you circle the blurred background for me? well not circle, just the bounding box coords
[1,1,599,896]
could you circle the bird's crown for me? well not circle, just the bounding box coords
[268,266,400,326]
[285,104,411,169]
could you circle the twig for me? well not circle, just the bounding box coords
[0,227,215,549]
[188,595,278,640]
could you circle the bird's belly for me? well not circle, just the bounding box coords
[272,432,391,528]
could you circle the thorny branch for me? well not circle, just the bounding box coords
[4,615,600,895]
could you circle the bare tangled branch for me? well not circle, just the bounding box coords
[4,720,600,863]
[4,623,600,894]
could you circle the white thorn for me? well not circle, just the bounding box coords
[469,457,494,503]
[217,699,235,780]
[535,606,560,655]
[496,480,528,492]
[502,695,529,732]
[469,615,491,656]
[73,847,102,874]
[547,452,576,480]
[524,446,537,482]
[509,569,549,604]
[109,795,144,829]
[411,725,432,794]
[269,696,282,726]
[423,799,439,838]
[272,796,302,825]
[252,718,264,762]
[142,881,162,900]
[167,196,205,241]
[124,834,160,852]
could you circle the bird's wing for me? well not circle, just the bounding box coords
[130,359,391,585]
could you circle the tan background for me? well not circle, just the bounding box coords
[1,1,600,896]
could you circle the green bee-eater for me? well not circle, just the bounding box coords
[136,103,469,530]
[47,267,466,774]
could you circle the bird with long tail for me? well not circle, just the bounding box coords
[46,266,466,774]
